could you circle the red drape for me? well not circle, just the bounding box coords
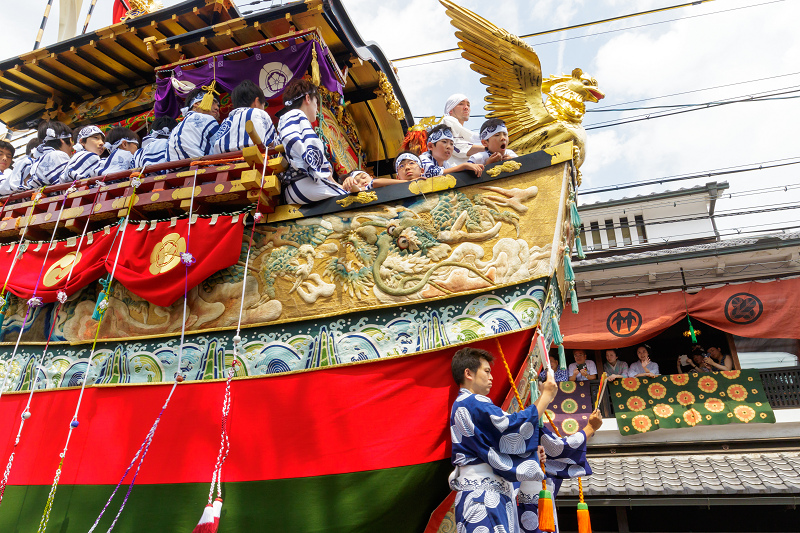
[0,230,117,303]
[561,278,800,349]
[0,215,243,306]
[0,330,532,486]
[112,0,130,23]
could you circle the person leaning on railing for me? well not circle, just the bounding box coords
[628,344,659,378]
[604,349,629,380]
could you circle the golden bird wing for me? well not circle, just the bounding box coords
[440,0,556,141]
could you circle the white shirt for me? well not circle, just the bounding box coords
[628,361,660,377]
[134,137,168,169]
[212,107,276,155]
[63,150,102,182]
[277,109,344,204]
[568,359,597,381]
[441,115,480,166]
[468,148,519,165]
[167,111,220,161]
[100,148,134,176]
[419,150,454,178]
[29,147,70,188]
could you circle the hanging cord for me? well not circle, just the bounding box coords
[37,178,140,533]
[200,141,271,511]
[0,173,113,501]
[0,182,78,505]
[0,189,44,301]
[87,170,199,532]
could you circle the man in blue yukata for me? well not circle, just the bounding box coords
[449,347,602,533]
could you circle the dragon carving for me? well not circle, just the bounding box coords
[440,0,605,170]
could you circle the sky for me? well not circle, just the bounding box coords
[1,0,798,239]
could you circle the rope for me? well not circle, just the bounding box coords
[36,179,139,533]
[87,170,198,531]
[0,189,44,299]
[201,134,271,507]
[0,182,77,505]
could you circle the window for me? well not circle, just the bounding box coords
[578,223,586,249]
[605,219,616,248]
[619,217,632,246]
[634,214,648,244]
[734,337,799,369]
[589,221,601,250]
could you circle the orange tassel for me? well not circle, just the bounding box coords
[577,502,592,533]
[400,129,428,155]
[537,489,555,532]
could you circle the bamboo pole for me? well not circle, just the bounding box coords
[82,0,100,34]
[33,0,55,50]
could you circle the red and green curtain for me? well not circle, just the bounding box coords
[0,330,533,532]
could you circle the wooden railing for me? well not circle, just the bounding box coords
[0,146,285,242]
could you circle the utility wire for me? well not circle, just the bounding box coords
[392,0,718,63]
[579,158,800,195]
[395,0,786,67]
[584,88,800,129]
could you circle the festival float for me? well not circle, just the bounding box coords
[0,1,605,531]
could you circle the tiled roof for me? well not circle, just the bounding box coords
[575,232,800,267]
[559,452,800,497]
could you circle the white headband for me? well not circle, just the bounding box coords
[444,93,469,116]
[42,127,72,142]
[480,123,508,141]
[427,127,454,144]
[284,92,309,107]
[395,153,422,172]
[144,127,171,142]
[104,137,138,152]
[77,125,104,142]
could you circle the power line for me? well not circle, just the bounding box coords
[394,0,786,68]
[579,158,800,196]
[584,88,800,129]
[392,0,717,63]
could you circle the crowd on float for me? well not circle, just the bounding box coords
[0,83,516,205]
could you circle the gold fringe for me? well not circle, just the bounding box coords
[311,46,321,87]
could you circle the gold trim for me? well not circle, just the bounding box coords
[544,141,574,165]
[335,191,377,207]
[408,175,456,195]
[486,160,522,178]
[375,71,405,121]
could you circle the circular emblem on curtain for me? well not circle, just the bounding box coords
[259,62,294,98]
[606,308,642,337]
[149,232,186,275]
[43,251,83,287]
[724,293,763,324]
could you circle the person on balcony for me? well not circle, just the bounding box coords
[441,94,484,165]
[628,344,659,378]
[568,349,597,381]
[705,345,734,371]
[604,349,628,380]
[211,80,276,155]
[29,121,73,188]
[134,117,177,169]
[277,79,364,204]
[62,125,105,182]
[167,87,221,161]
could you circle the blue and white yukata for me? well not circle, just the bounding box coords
[3,147,41,193]
[516,427,592,533]
[166,111,220,161]
[62,150,102,182]
[450,388,546,533]
[277,109,345,205]
[469,148,519,165]
[99,148,134,176]
[211,107,276,155]
[134,131,170,169]
[420,151,453,178]
[29,147,70,188]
